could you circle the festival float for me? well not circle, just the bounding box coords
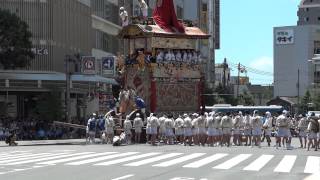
[117,0,210,114]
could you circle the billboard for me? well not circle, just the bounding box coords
[82,56,96,74]
[275,29,294,45]
[102,56,115,75]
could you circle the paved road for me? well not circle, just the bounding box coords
[0,139,319,180]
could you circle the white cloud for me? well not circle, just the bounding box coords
[249,56,273,73]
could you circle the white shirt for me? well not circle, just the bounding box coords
[165,118,174,129]
[251,115,262,129]
[150,116,159,128]
[124,120,132,131]
[120,10,128,26]
[183,117,192,128]
[133,117,143,129]
[174,118,184,129]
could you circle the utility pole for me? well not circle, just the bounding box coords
[222,58,227,89]
[65,55,72,123]
[297,69,300,113]
[237,63,241,98]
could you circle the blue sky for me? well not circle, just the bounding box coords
[215,0,301,85]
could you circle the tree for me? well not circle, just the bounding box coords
[0,9,34,69]
[300,90,312,113]
[238,90,255,106]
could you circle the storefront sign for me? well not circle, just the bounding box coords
[31,48,48,55]
[102,56,115,75]
[275,29,294,45]
[82,56,96,74]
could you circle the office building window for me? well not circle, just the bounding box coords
[314,41,320,54]
[318,17,320,21]
[305,17,309,22]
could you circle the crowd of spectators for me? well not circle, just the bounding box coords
[0,116,86,141]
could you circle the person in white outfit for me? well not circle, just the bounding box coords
[165,115,175,145]
[221,112,233,147]
[174,116,184,144]
[149,113,159,146]
[263,111,273,147]
[183,114,193,146]
[123,116,133,144]
[133,113,144,143]
[192,113,199,145]
[214,113,223,146]
[206,112,216,146]
[242,111,252,146]
[158,114,167,143]
[275,110,291,149]
[298,114,308,148]
[197,113,207,146]
[138,0,148,20]
[251,110,262,148]
[104,113,115,144]
[232,112,242,146]
[307,113,319,151]
[86,113,97,144]
[119,7,129,27]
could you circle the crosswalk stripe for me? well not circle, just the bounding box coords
[0,153,62,164]
[304,156,320,174]
[152,153,206,167]
[94,153,161,166]
[37,152,117,165]
[274,155,297,173]
[0,153,32,159]
[6,152,93,165]
[243,155,274,171]
[0,153,40,161]
[183,153,228,168]
[124,153,183,167]
[66,152,139,165]
[213,154,252,170]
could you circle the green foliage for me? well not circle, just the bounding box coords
[214,83,238,105]
[300,90,312,112]
[238,90,255,106]
[0,9,34,69]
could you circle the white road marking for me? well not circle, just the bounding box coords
[183,153,228,168]
[304,156,320,174]
[37,152,117,165]
[0,172,6,175]
[111,174,134,180]
[66,152,139,165]
[274,155,297,173]
[6,152,94,165]
[243,155,274,171]
[213,154,252,170]
[0,153,65,164]
[94,153,160,166]
[153,153,206,167]
[124,153,183,167]
[0,153,41,161]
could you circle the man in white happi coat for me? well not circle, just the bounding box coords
[149,113,159,146]
[123,116,133,144]
[158,114,167,143]
[192,113,199,145]
[275,110,291,149]
[251,110,263,148]
[263,111,273,147]
[104,113,115,144]
[206,112,216,146]
[86,113,97,144]
[242,111,252,146]
[307,113,319,151]
[165,115,175,145]
[298,114,308,148]
[133,113,144,143]
[174,115,184,144]
[232,112,242,146]
[183,113,193,146]
[214,112,223,146]
[197,113,207,146]
[221,112,233,147]
[119,7,129,27]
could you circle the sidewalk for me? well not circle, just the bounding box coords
[0,139,87,147]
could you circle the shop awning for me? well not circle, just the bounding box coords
[0,71,118,85]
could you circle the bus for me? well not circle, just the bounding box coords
[205,104,284,114]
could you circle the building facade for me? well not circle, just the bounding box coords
[274,25,320,98]
[297,0,320,25]
[0,0,120,119]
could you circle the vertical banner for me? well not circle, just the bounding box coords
[82,56,96,74]
[102,56,115,76]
